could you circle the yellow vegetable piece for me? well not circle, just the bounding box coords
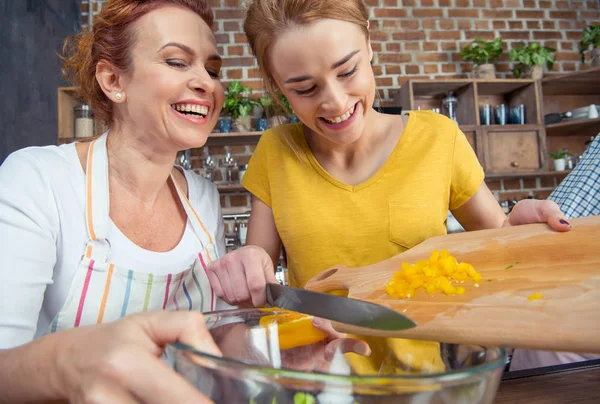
[385,249,482,299]
[528,292,544,301]
[259,310,328,350]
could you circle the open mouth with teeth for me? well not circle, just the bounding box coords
[319,103,357,126]
[171,103,209,119]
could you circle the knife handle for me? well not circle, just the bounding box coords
[305,265,353,295]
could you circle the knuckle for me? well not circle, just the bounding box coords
[83,385,108,404]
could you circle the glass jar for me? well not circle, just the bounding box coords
[73,104,95,139]
[442,92,458,122]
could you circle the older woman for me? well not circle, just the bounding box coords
[0,0,274,402]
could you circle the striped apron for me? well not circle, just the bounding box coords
[49,134,218,333]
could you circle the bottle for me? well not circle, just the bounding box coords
[74,104,95,139]
[238,222,247,245]
[442,92,458,122]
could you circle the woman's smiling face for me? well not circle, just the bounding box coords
[269,19,375,146]
[116,5,224,151]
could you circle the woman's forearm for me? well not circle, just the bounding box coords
[0,333,66,403]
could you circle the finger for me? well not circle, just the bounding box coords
[323,338,371,361]
[136,311,221,357]
[205,264,225,301]
[243,255,268,307]
[115,348,214,404]
[311,317,346,339]
[225,258,252,304]
[211,258,238,304]
[78,378,139,404]
[538,200,572,232]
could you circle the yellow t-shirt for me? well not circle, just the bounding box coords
[242,111,484,375]
[242,111,484,288]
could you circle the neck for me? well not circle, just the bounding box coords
[106,122,177,204]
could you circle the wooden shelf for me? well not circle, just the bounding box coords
[221,206,251,216]
[486,170,572,180]
[210,131,263,138]
[476,79,536,95]
[542,67,600,95]
[459,124,477,132]
[216,184,247,193]
[480,124,542,132]
[546,117,600,137]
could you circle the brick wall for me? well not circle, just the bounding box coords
[79,0,595,218]
[82,0,600,101]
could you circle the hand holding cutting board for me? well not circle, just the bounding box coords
[305,215,600,353]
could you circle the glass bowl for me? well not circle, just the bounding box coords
[167,308,506,404]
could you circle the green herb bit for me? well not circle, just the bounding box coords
[294,392,316,404]
[505,265,513,270]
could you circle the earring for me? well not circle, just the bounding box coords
[115,92,122,100]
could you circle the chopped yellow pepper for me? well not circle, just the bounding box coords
[528,292,544,301]
[385,249,480,299]
[259,310,328,350]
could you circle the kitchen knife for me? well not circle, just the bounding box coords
[265,282,416,331]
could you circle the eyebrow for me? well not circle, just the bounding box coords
[158,42,222,63]
[284,49,360,84]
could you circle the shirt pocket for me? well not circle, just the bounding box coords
[389,200,443,250]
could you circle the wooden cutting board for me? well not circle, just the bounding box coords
[304,216,600,353]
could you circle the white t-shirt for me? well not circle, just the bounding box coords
[0,143,226,349]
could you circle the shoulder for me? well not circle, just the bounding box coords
[257,123,304,150]
[0,144,76,186]
[182,169,220,205]
[407,110,459,133]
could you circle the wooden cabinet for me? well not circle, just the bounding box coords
[541,67,600,164]
[394,79,545,176]
[483,127,544,173]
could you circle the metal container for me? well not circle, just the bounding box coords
[442,92,458,122]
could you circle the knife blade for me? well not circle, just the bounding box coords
[265,283,416,331]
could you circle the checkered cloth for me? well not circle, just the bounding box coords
[549,135,600,219]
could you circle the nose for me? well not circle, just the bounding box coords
[319,81,348,114]
[190,67,216,94]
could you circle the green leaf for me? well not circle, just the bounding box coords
[505,265,513,270]
[460,37,504,65]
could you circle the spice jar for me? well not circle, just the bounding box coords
[74,104,95,139]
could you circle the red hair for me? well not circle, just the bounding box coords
[61,0,214,126]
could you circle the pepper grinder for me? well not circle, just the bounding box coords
[442,92,458,122]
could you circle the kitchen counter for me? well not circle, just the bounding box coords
[495,359,600,403]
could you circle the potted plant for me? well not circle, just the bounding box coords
[549,150,569,171]
[580,25,600,67]
[460,37,504,79]
[256,96,271,131]
[509,42,556,80]
[222,81,260,132]
[265,93,292,127]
